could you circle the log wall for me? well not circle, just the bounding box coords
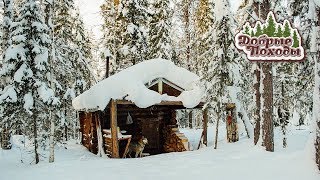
[79,111,98,154]
[80,104,190,156]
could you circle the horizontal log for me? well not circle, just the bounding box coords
[116,100,204,108]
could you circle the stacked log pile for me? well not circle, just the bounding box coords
[163,125,189,152]
[102,130,112,157]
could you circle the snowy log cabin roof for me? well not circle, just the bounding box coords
[72,58,204,111]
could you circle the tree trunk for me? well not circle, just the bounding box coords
[45,0,55,163]
[183,0,192,70]
[203,108,208,146]
[214,109,220,149]
[314,6,320,171]
[188,110,193,129]
[281,82,287,148]
[33,112,39,164]
[262,63,274,152]
[64,124,68,142]
[316,121,320,171]
[252,0,274,151]
[49,110,55,163]
[253,63,261,145]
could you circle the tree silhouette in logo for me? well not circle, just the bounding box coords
[265,13,276,36]
[292,30,300,48]
[282,21,291,38]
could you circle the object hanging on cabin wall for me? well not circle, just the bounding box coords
[126,112,133,125]
[226,103,239,143]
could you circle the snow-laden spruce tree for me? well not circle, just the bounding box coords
[51,0,94,143]
[237,0,265,145]
[308,0,320,171]
[114,0,148,72]
[101,0,118,76]
[202,0,239,148]
[289,0,315,126]
[72,10,94,94]
[147,0,173,60]
[1,0,13,59]
[270,0,292,148]
[0,0,57,163]
[240,0,274,151]
[0,0,14,149]
[194,0,215,76]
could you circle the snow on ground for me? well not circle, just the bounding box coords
[1,125,319,180]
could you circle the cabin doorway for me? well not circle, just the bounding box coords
[140,118,161,154]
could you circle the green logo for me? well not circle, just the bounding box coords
[235,11,305,62]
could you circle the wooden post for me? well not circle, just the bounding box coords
[203,108,208,146]
[106,56,110,78]
[158,79,163,94]
[95,113,106,157]
[226,103,239,143]
[110,99,119,158]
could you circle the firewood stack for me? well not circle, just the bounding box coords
[102,130,112,157]
[163,125,189,152]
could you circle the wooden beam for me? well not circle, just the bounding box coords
[116,100,205,108]
[203,108,208,146]
[158,78,163,95]
[110,99,119,158]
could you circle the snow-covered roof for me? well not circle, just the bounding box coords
[72,58,204,111]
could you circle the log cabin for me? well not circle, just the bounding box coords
[72,58,207,158]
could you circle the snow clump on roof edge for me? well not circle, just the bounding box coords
[72,58,204,111]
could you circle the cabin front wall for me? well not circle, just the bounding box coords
[101,104,179,155]
[79,104,191,157]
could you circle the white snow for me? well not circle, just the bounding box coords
[72,58,204,110]
[120,45,130,56]
[229,0,243,13]
[103,48,112,58]
[227,86,254,138]
[214,0,230,21]
[64,88,76,100]
[0,85,17,103]
[13,63,32,83]
[4,44,26,62]
[1,126,319,180]
[308,0,318,20]
[34,49,49,71]
[312,0,320,8]
[37,83,54,104]
[127,23,136,34]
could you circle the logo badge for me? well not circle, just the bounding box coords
[235,12,305,62]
